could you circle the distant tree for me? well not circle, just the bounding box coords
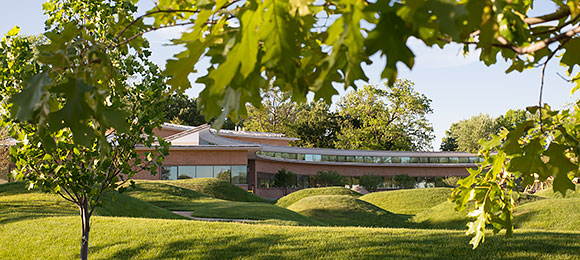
[274,168,296,195]
[442,176,462,187]
[359,175,383,192]
[245,87,297,134]
[441,114,497,152]
[335,80,434,151]
[292,100,339,148]
[164,93,237,129]
[315,171,345,187]
[494,109,537,132]
[0,126,10,182]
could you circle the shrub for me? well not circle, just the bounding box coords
[442,176,461,187]
[177,174,192,179]
[315,171,345,187]
[394,174,415,189]
[359,175,383,192]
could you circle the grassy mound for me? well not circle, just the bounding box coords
[4,216,580,259]
[287,195,408,228]
[166,178,268,202]
[412,201,469,230]
[359,188,452,215]
[514,198,580,231]
[124,182,321,225]
[0,182,183,223]
[276,187,361,208]
[535,185,580,198]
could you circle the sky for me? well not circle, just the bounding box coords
[1,0,578,150]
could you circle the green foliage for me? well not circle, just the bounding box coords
[359,175,383,192]
[273,168,297,190]
[275,187,361,208]
[291,100,339,148]
[244,87,297,134]
[314,171,346,187]
[335,81,434,151]
[287,195,409,228]
[165,178,267,203]
[394,174,416,189]
[441,114,497,152]
[442,176,462,187]
[164,93,237,129]
[360,188,452,215]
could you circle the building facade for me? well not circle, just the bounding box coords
[134,123,478,198]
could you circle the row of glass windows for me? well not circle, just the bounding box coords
[256,151,481,164]
[258,175,456,189]
[161,165,247,184]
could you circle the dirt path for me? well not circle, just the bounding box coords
[172,211,260,223]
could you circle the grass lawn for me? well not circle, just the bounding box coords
[162,178,268,203]
[124,182,321,225]
[0,182,184,224]
[287,195,410,228]
[513,198,580,231]
[535,185,580,198]
[2,216,580,259]
[359,188,452,215]
[276,187,361,208]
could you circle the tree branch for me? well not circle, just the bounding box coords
[112,21,196,49]
[523,6,570,25]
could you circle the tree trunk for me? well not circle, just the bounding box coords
[80,201,91,260]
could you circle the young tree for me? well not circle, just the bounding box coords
[0,2,169,259]
[244,87,298,134]
[292,100,339,148]
[314,171,346,187]
[335,80,434,151]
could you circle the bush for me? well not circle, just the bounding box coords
[394,174,415,188]
[359,175,383,192]
[177,174,192,179]
[442,176,461,187]
[314,171,345,187]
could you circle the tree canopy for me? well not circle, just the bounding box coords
[335,80,433,151]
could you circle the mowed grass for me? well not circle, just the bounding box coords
[0,182,184,224]
[164,178,268,202]
[276,187,361,208]
[514,198,580,231]
[535,185,580,198]
[287,195,409,228]
[124,182,321,225]
[2,216,580,259]
[359,188,452,215]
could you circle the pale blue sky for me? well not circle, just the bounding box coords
[2,0,578,150]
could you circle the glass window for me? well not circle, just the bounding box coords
[459,157,469,163]
[297,153,305,160]
[346,156,356,162]
[197,166,213,178]
[288,153,297,160]
[429,157,439,163]
[161,166,178,180]
[420,157,429,163]
[178,166,196,179]
[214,165,231,182]
[449,157,459,163]
[337,156,347,162]
[296,175,310,188]
[391,157,401,163]
[281,153,289,159]
[469,157,479,163]
[274,152,283,158]
[401,157,410,163]
[231,165,247,184]
[410,157,420,163]
[321,155,330,161]
[439,157,449,163]
[355,156,365,163]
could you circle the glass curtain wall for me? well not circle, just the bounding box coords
[161,165,248,184]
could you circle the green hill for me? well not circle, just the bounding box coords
[165,178,268,202]
[287,195,408,228]
[276,187,361,208]
[411,201,469,230]
[124,182,321,226]
[359,188,452,215]
[534,185,580,198]
[514,198,580,231]
[0,182,184,223]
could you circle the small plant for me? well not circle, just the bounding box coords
[315,171,345,187]
[359,175,383,192]
[442,176,461,187]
